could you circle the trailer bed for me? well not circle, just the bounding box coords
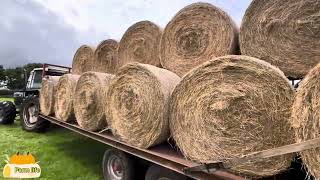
[40,114,244,180]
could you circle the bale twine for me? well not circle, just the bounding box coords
[54,74,80,122]
[291,63,320,179]
[169,55,295,177]
[39,76,60,116]
[105,63,180,148]
[118,21,162,67]
[160,2,239,77]
[94,39,119,74]
[240,0,320,79]
[74,72,114,131]
[72,45,95,74]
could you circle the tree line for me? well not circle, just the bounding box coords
[0,63,42,90]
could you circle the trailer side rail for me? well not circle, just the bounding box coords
[40,114,243,180]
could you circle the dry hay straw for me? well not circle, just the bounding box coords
[118,21,162,67]
[160,2,239,77]
[40,76,60,116]
[105,63,180,148]
[94,39,119,74]
[74,72,114,131]
[72,45,96,74]
[54,74,80,122]
[169,55,295,177]
[291,63,320,179]
[240,0,320,79]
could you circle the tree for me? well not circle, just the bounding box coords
[5,67,24,90]
[0,65,5,81]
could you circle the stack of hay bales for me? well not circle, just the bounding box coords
[72,45,96,74]
[169,55,295,177]
[118,21,162,67]
[291,63,320,178]
[160,2,239,76]
[38,0,320,178]
[104,63,180,148]
[54,74,80,122]
[240,0,320,79]
[74,72,114,131]
[39,76,60,116]
[94,39,119,74]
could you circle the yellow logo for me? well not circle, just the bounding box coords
[3,152,41,178]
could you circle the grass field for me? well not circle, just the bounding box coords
[0,98,107,179]
[0,97,13,102]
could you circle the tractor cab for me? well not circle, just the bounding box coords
[1,63,71,127]
[12,63,71,131]
[25,64,71,90]
[14,64,71,111]
[26,68,42,90]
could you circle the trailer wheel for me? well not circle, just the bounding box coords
[145,165,187,180]
[20,96,50,132]
[102,149,134,180]
[0,101,16,124]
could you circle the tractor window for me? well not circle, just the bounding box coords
[31,70,42,89]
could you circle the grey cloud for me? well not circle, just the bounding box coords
[0,0,82,68]
[0,0,249,68]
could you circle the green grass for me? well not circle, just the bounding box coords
[0,115,108,179]
[0,97,13,102]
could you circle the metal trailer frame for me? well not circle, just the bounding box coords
[39,114,244,180]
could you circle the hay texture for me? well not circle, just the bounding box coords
[240,0,320,79]
[74,72,114,131]
[54,74,80,122]
[40,76,60,116]
[94,39,119,74]
[169,55,295,177]
[291,63,320,179]
[160,2,239,77]
[72,45,95,74]
[118,21,162,67]
[105,63,180,148]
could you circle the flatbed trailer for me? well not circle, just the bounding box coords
[40,114,311,180]
[39,114,245,180]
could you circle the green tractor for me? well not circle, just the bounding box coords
[0,64,71,131]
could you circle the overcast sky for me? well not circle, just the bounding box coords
[0,0,252,68]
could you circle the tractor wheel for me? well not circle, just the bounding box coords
[0,101,16,124]
[20,95,50,132]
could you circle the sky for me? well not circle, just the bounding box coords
[0,0,252,68]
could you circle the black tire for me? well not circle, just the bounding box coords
[102,149,135,180]
[20,95,50,132]
[0,101,16,124]
[145,165,187,180]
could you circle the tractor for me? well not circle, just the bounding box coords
[0,64,71,131]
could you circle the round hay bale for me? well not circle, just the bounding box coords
[105,63,180,148]
[291,63,320,178]
[72,45,95,74]
[160,2,239,77]
[169,55,295,177]
[54,74,80,122]
[240,0,320,79]
[94,39,119,74]
[74,72,114,131]
[39,76,60,116]
[118,21,162,67]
